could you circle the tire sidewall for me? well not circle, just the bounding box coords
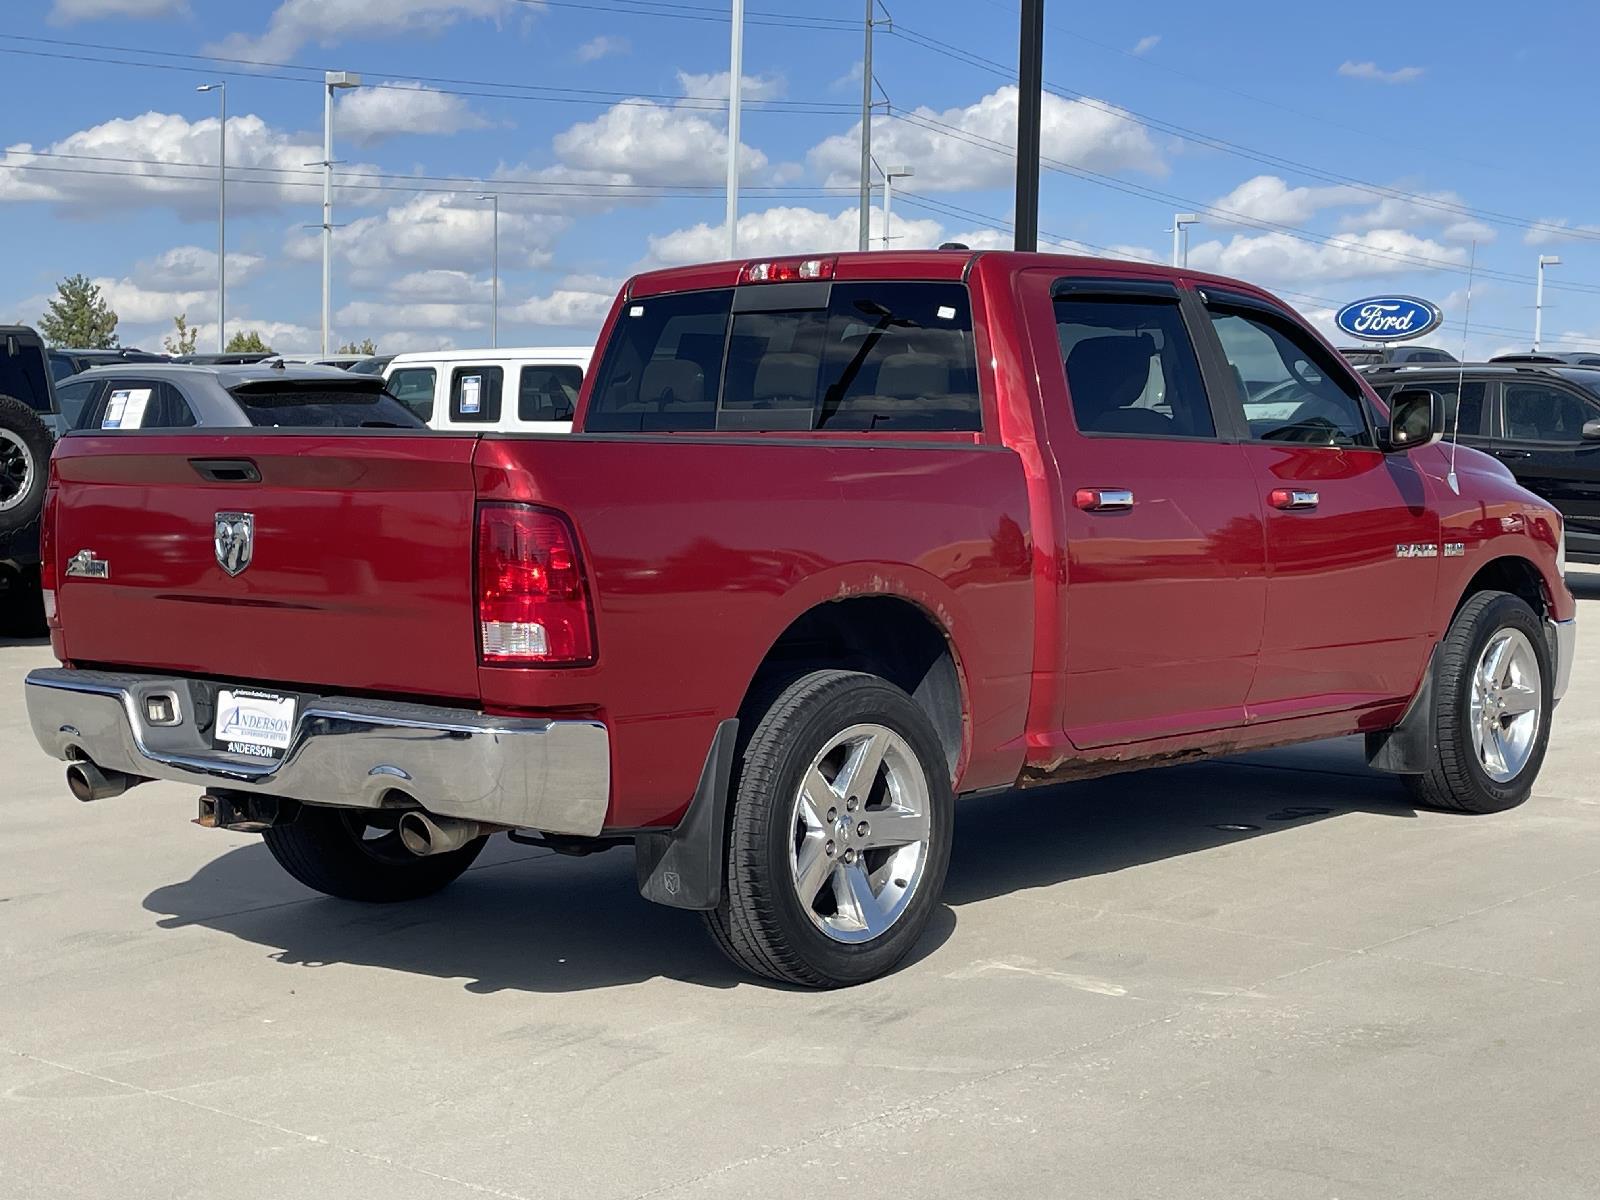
[1443,594,1553,810]
[746,675,954,986]
[0,395,53,535]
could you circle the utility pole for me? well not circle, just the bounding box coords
[196,82,225,351]
[321,70,361,356]
[1535,254,1561,351]
[480,194,500,348]
[726,0,743,258]
[1014,0,1044,252]
[858,0,875,251]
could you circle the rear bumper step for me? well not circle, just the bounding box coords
[25,668,610,837]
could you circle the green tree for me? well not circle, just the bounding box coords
[225,330,272,354]
[38,274,119,349]
[339,337,377,355]
[163,313,199,356]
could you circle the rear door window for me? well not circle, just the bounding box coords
[584,282,980,433]
[517,364,582,422]
[387,367,437,421]
[1503,382,1599,443]
[1055,295,1215,438]
[448,366,503,423]
[55,378,100,431]
[80,379,194,430]
[1374,379,1487,438]
[230,383,425,428]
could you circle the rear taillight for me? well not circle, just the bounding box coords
[39,482,58,626]
[739,256,836,284]
[476,503,595,666]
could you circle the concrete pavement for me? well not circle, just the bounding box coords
[3,569,1598,1199]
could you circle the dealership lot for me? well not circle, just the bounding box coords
[1,570,1596,1200]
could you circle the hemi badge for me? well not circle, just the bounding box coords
[65,549,110,579]
[1444,542,1466,558]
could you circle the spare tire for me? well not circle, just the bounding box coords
[0,394,52,536]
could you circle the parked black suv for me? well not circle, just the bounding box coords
[1341,345,1458,368]
[0,325,57,633]
[1366,362,1600,563]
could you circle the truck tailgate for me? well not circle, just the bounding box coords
[50,433,482,700]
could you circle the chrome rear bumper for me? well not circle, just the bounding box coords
[24,668,610,836]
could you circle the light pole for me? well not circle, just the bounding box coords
[196,82,225,352]
[881,164,913,249]
[321,70,361,355]
[1014,0,1043,251]
[858,0,875,251]
[1535,254,1561,351]
[726,0,744,257]
[479,193,499,348]
[1171,212,1200,268]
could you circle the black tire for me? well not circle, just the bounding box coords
[262,806,487,902]
[0,394,52,536]
[1405,591,1553,815]
[704,670,955,988]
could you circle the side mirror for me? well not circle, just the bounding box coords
[1583,418,1600,442]
[1386,387,1443,452]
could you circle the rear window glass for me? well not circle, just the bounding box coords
[517,365,582,422]
[55,378,98,430]
[585,282,980,433]
[229,385,425,428]
[449,366,503,423]
[0,337,51,413]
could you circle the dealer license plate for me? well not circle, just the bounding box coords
[214,689,297,759]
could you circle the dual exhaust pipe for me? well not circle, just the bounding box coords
[67,760,483,857]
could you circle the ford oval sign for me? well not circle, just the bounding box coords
[1334,295,1443,342]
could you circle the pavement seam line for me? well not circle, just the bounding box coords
[1,1047,535,1200]
[1356,864,1600,955]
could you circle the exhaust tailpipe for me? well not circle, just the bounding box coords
[398,811,482,857]
[66,760,139,802]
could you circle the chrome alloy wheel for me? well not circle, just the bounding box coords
[1469,628,1542,784]
[789,722,932,944]
[0,428,32,514]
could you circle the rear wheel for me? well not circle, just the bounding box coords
[262,807,487,902]
[704,670,954,987]
[1406,591,1552,814]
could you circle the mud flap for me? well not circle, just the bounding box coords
[1365,645,1438,774]
[634,719,738,910]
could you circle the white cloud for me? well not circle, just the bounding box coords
[1131,35,1160,55]
[50,0,185,19]
[336,82,489,145]
[1525,218,1600,248]
[1207,175,1364,228]
[1338,192,1494,244]
[508,274,620,329]
[553,100,769,187]
[1185,229,1467,288]
[134,245,264,289]
[648,205,945,265]
[1338,61,1425,84]
[288,192,564,281]
[576,34,628,62]
[946,227,1162,263]
[337,298,487,333]
[674,71,785,102]
[808,85,1165,192]
[209,0,513,62]
[0,111,381,218]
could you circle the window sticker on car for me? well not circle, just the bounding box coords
[101,388,151,430]
[936,305,957,320]
[460,374,482,414]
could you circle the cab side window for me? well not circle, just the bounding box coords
[78,380,195,430]
[1056,295,1215,438]
[517,366,582,422]
[1503,383,1598,443]
[449,366,503,423]
[1208,308,1373,447]
[387,367,436,422]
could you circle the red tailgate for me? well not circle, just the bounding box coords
[50,433,483,700]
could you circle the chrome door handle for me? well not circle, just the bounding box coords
[1074,487,1134,512]
[1269,488,1319,511]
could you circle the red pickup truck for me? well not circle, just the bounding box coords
[26,251,1575,987]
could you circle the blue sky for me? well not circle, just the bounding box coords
[4,0,1599,356]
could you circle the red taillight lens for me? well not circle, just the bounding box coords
[739,256,837,284]
[476,503,595,666]
[39,482,58,626]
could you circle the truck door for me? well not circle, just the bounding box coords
[1194,288,1440,715]
[1496,376,1600,559]
[1031,275,1269,748]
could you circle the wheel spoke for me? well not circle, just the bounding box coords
[832,729,889,806]
[835,862,883,936]
[1500,682,1539,717]
[860,802,929,851]
[797,769,834,830]
[1480,725,1509,778]
[792,833,836,907]
[1481,635,1513,689]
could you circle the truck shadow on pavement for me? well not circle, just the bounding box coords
[142,740,1417,994]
